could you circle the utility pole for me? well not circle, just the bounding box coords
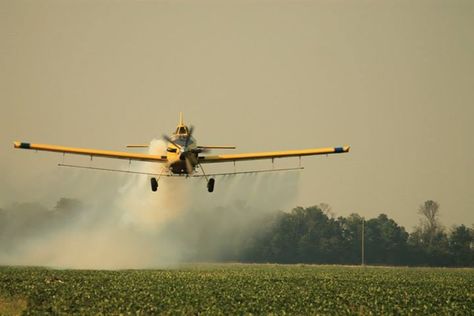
[361,218,365,266]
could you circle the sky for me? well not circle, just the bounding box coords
[1,0,473,230]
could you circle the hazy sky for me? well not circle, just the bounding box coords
[1,0,473,229]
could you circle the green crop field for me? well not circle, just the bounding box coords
[0,264,473,315]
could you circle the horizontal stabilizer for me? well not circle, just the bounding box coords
[126,144,150,148]
[197,145,236,149]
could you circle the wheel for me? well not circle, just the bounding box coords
[207,178,215,193]
[151,177,158,192]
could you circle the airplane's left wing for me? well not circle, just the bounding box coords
[199,146,350,163]
[13,141,168,163]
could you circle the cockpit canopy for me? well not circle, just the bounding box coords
[175,125,189,136]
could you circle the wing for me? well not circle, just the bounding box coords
[199,146,350,163]
[13,141,168,163]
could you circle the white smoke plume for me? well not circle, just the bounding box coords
[0,140,300,269]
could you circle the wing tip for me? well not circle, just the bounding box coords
[335,146,351,153]
[13,141,31,149]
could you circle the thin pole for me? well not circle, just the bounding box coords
[361,218,365,266]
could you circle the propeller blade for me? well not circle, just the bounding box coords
[191,148,210,154]
[163,134,181,149]
[184,125,194,148]
[185,155,194,175]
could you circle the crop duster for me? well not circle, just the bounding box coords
[13,114,350,192]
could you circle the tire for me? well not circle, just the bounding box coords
[151,177,158,192]
[207,178,215,193]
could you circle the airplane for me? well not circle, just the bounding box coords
[13,113,350,193]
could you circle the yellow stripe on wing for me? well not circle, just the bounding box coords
[199,146,350,163]
[13,141,167,163]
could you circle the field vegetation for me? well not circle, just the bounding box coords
[0,264,473,315]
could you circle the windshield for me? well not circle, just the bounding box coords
[176,126,188,135]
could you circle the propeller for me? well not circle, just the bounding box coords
[184,155,194,175]
[190,147,210,154]
[162,134,181,149]
[184,125,194,149]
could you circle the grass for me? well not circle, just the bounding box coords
[0,264,473,315]
[0,296,27,316]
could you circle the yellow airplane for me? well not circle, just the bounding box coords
[13,114,350,192]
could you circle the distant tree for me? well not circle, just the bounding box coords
[365,214,409,265]
[239,201,470,267]
[271,213,298,263]
[448,225,474,266]
[410,200,452,265]
[407,227,426,264]
[318,203,335,219]
[418,200,442,246]
[295,206,344,264]
[247,206,346,264]
[409,228,450,266]
[241,211,284,262]
[295,206,329,263]
[337,213,364,264]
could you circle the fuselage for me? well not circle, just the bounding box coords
[166,125,198,174]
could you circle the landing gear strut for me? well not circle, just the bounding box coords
[151,177,158,192]
[197,162,215,193]
[150,167,167,192]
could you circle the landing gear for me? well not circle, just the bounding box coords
[197,162,215,193]
[151,177,158,192]
[207,178,215,193]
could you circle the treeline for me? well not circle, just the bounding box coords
[239,202,474,267]
[1,198,472,267]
